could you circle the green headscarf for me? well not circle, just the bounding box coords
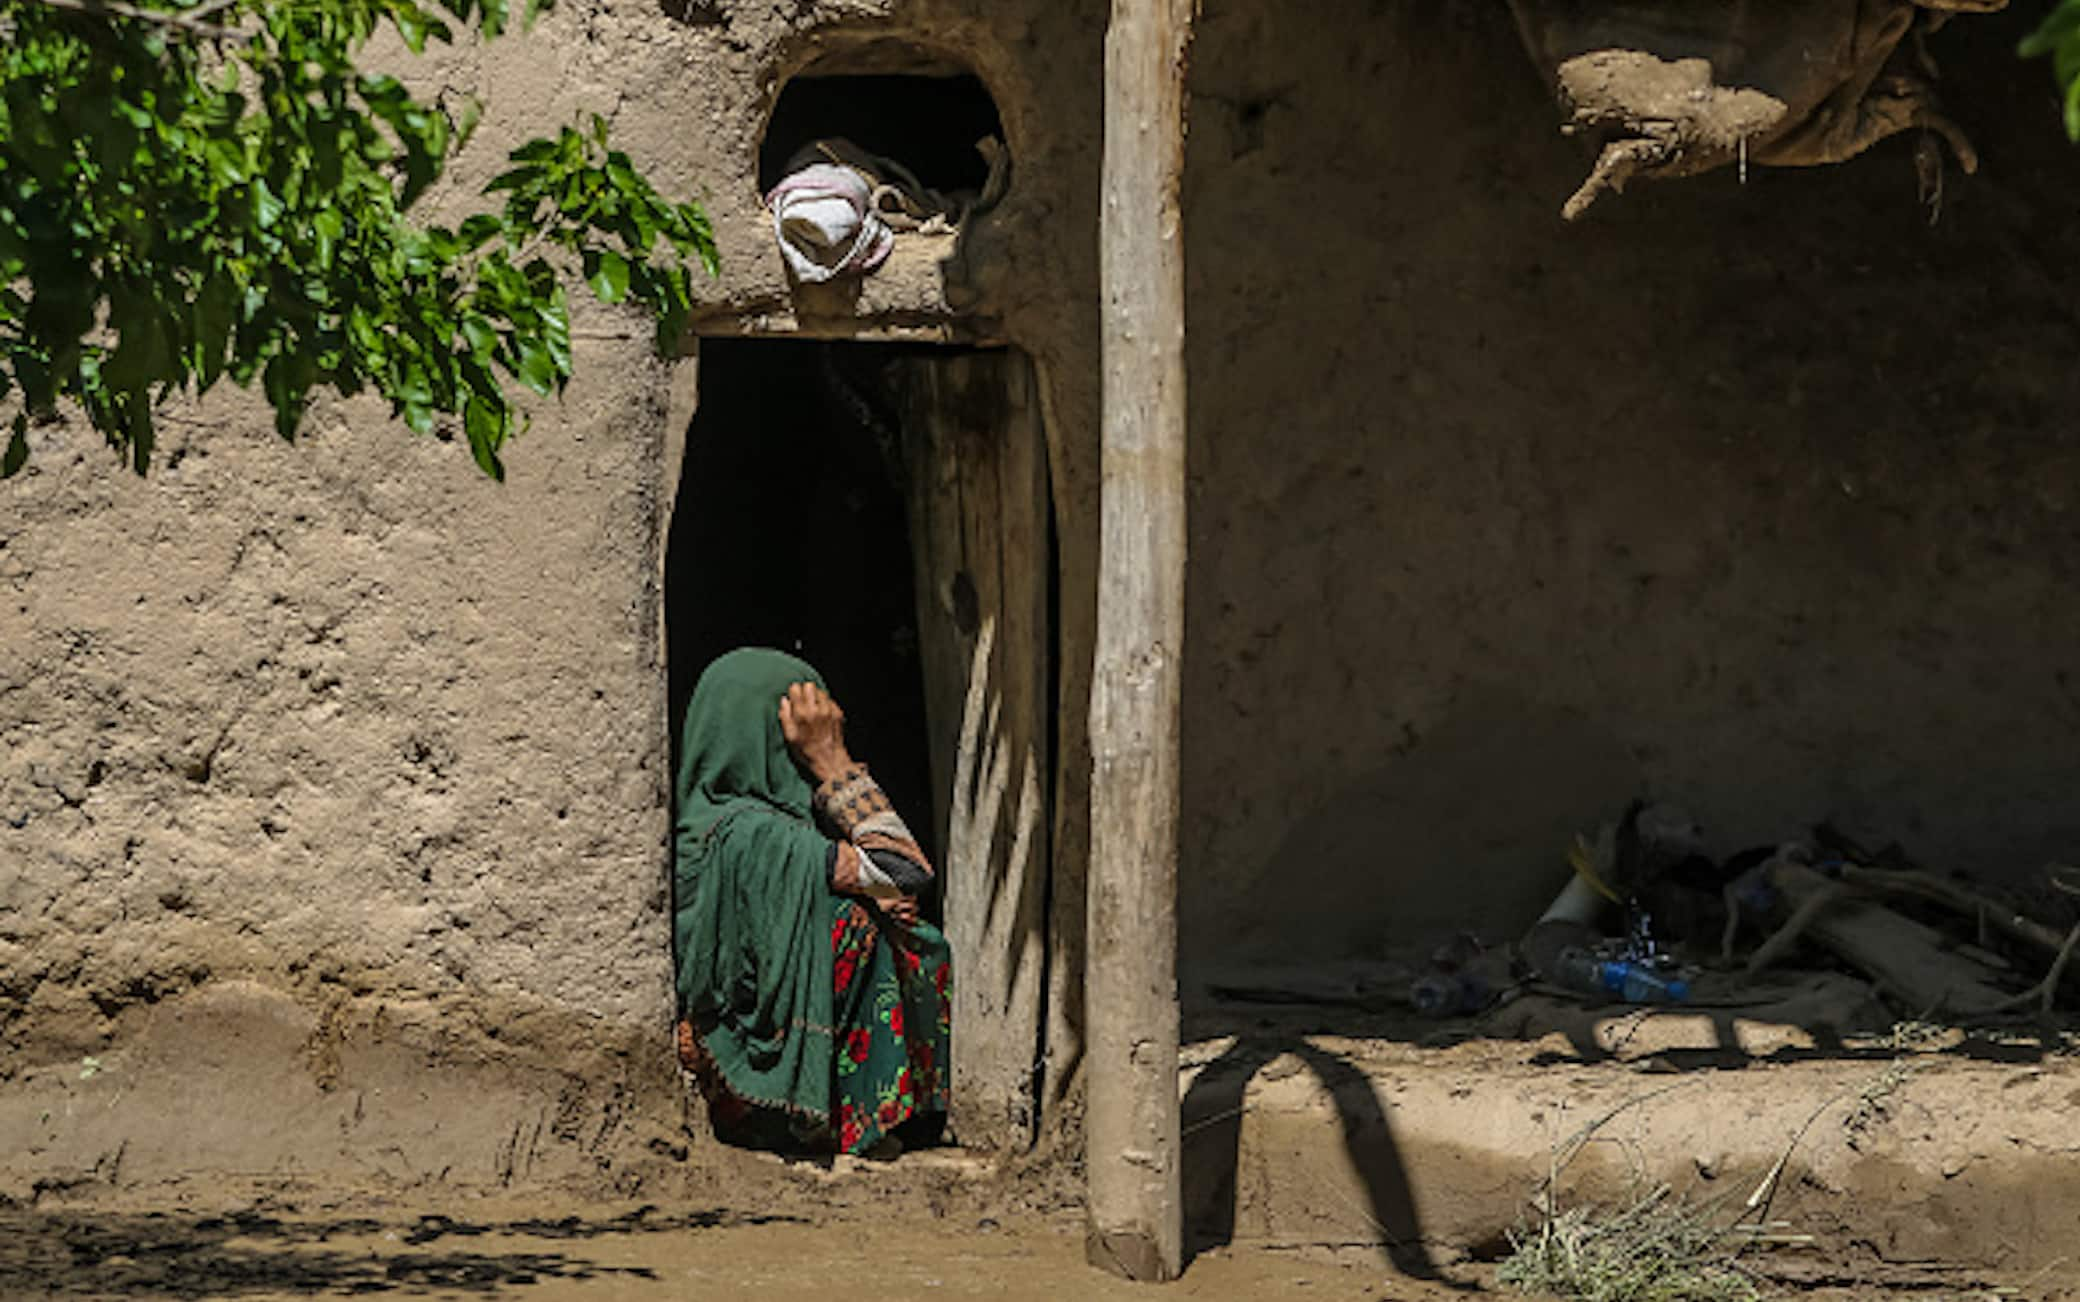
[672,648,837,1120]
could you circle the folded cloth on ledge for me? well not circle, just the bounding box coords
[765,162,895,284]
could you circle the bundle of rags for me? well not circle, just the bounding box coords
[765,137,981,283]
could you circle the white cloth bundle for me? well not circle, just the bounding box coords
[765,162,895,284]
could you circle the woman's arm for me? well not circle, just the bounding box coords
[781,681,935,908]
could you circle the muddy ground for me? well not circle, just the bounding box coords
[3,1191,2070,1300]
[10,1013,2080,1301]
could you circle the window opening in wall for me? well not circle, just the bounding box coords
[759,74,1004,197]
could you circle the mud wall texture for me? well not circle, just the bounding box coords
[0,0,1105,1190]
[4,0,2079,1187]
[1179,3,2080,972]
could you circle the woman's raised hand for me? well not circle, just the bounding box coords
[779,680,853,783]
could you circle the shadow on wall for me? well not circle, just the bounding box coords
[1207,691,1639,970]
[1183,1036,1467,1284]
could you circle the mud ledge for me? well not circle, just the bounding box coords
[1182,1020,2080,1278]
[0,980,1076,1222]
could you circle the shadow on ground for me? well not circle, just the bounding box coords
[0,1205,801,1297]
[1182,1035,1477,1288]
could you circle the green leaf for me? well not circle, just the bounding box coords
[312,210,345,268]
[262,355,308,440]
[461,313,500,358]
[2,416,27,479]
[541,287,570,373]
[2021,1,2080,58]
[251,180,284,229]
[454,95,484,150]
[126,399,155,475]
[103,310,171,392]
[194,271,240,389]
[584,247,628,302]
[514,338,557,395]
[463,392,507,479]
[205,136,248,185]
[484,165,536,195]
[458,213,504,250]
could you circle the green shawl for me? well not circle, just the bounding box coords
[673,648,837,1120]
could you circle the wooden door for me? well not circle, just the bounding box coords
[897,350,1051,1154]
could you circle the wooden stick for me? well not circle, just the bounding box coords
[1086,0,1193,1281]
[1744,881,1846,977]
[1763,863,2013,1015]
[1837,866,2070,957]
[1983,920,2080,1017]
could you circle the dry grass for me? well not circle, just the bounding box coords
[1496,1183,1762,1302]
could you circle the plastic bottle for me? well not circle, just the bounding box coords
[1408,971,1491,1018]
[1550,948,1690,1005]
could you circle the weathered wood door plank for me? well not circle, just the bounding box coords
[901,352,1051,1155]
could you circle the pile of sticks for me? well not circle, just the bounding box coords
[1728,857,2080,1019]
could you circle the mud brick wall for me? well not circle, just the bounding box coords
[3,0,2077,1184]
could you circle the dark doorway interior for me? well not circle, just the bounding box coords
[666,339,933,830]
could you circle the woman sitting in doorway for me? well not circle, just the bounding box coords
[673,648,952,1158]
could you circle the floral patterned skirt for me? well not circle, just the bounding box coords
[830,899,952,1153]
[680,899,951,1156]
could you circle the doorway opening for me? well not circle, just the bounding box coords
[666,338,933,824]
[666,336,1057,1153]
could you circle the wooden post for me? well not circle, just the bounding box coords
[1087,0,1191,1281]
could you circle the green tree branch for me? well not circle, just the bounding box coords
[2023,0,2080,140]
[0,0,715,481]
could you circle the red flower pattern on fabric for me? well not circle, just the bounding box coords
[822,895,949,1156]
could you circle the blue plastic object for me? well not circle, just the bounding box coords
[1552,949,1690,1004]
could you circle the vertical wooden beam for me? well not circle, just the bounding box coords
[1088,0,1192,1282]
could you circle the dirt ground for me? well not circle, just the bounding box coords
[2,1193,2069,1301]
[9,982,2080,1298]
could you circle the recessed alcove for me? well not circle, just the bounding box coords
[758,70,1004,197]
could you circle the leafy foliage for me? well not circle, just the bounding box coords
[0,0,716,480]
[2024,0,2080,142]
